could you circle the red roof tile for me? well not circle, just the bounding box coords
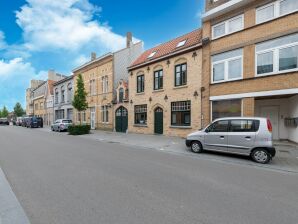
[130,29,202,69]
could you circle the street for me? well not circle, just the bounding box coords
[0,126,298,224]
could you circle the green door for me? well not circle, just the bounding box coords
[154,107,163,134]
[116,107,128,133]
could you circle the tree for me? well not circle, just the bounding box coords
[0,109,2,118]
[14,102,25,117]
[72,74,88,124]
[1,106,8,118]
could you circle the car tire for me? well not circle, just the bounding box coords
[190,141,203,153]
[251,148,271,164]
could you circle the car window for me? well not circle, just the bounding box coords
[62,120,72,123]
[209,120,229,132]
[230,120,257,132]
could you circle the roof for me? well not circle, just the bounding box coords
[53,75,73,86]
[129,29,202,69]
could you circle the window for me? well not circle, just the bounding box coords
[77,111,86,123]
[137,75,145,93]
[212,15,244,39]
[90,79,96,96]
[119,88,124,103]
[101,106,109,123]
[40,102,43,109]
[102,76,108,93]
[171,101,191,126]
[154,70,163,90]
[67,83,72,102]
[55,109,64,120]
[61,86,65,103]
[212,49,243,83]
[148,51,157,58]
[256,0,298,24]
[55,88,59,104]
[35,103,38,110]
[208,120,229,132]
[134,105,147,125]
[176,40,187,48]
[256,33,298,75]
[230,120,260,132]
[212,99,242,120]
[175,63,187,86]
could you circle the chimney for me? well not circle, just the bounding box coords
[48,69,55,80]
[126,32,132,48]
[91,52,96,61]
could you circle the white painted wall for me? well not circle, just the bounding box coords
[255,96,298,143]
[288,95,298,143]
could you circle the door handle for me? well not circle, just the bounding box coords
[245,136,251,139]
[220,136,225,139]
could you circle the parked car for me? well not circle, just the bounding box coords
[186,117,276,164]
[21,117,29,127]
[26,117,43,128]
[0,118,9,125]
[51,119,72,132]
[16,117,23,126]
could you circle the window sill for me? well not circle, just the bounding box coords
[134,124,148,127]
[170,125,192,129]
[173,85,188,90]
[256,68,298,78]
[152,89,164,93]
[136,92,145,96]
[211,77,242,84]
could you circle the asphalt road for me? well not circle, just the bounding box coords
[0,126,298,224]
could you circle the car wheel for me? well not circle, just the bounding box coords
[251,148,271,164]
[191,141,203,153]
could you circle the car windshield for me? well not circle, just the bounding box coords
[62,120,72,123]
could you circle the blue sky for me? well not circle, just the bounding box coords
[0,0,204,111]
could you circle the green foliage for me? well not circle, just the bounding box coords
[14,102,25,117]
[68,125,91,135]
[1,106,9,118]
[72,74,88,124]
[0,110,2,118]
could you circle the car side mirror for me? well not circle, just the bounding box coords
[205,129,209,133]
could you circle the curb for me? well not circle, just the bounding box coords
[0,168,30,224]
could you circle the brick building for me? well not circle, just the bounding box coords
[201,0,298,142]
[128,29,202,137]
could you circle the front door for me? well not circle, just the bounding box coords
[260,106,279,140]
[154,107,163,134]
[204,120,229,152]
[90,107,96,130]
[115,107,128,133]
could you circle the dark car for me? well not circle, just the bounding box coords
[0,118,9,125]
[26,117,43,128]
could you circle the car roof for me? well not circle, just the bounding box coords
[214,117,267,122]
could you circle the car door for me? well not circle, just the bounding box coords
[204,120,229,152]
[227,119,257,155]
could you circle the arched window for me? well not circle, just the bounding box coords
[119,88,124,103]
[61,86,65,103]
[67,83,72,102]
[55,88,59,104]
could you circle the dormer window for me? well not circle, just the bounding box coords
[176,40,187,48]
[148,51,157,59]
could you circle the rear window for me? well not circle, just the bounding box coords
[229,120,260,132]
[62,120,72,123]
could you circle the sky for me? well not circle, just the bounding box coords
[0,0,205,111]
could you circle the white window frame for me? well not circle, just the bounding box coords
[211,51,243,84]
[255,40,298,77]
[256,0,298,25]
[212,14,244,40]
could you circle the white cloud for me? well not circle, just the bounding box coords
[15,0,127,52]
[0,31,7,50]
[0,58,47,109]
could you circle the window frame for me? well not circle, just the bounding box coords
[211,99,243,121]
[137,74,145,93]
[153,69,163,90]
[211,50,243,84]
[175,63,187,87]
[101,105,109,123]
[256,0,298,25]
[134,105,147,125]
[171,101,191,127]
[212,14,244,40]
[255,39,298,77]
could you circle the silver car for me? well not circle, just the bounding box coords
[186,117,276,164]
[51,119,72,132]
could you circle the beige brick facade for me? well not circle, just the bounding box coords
[73,55,114,131]
[128,50,202,138]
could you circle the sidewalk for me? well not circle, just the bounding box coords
[0,168,30,224]
[78,130,298,172]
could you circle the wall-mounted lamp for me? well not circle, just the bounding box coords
[130,100,133,104]
[193,91,199,97]
[164,95,168,101]
[130,72,133,76]
[147,66,150,72]
[192,51,197,59]
[149,97,152,102]
[166,60,170,66]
